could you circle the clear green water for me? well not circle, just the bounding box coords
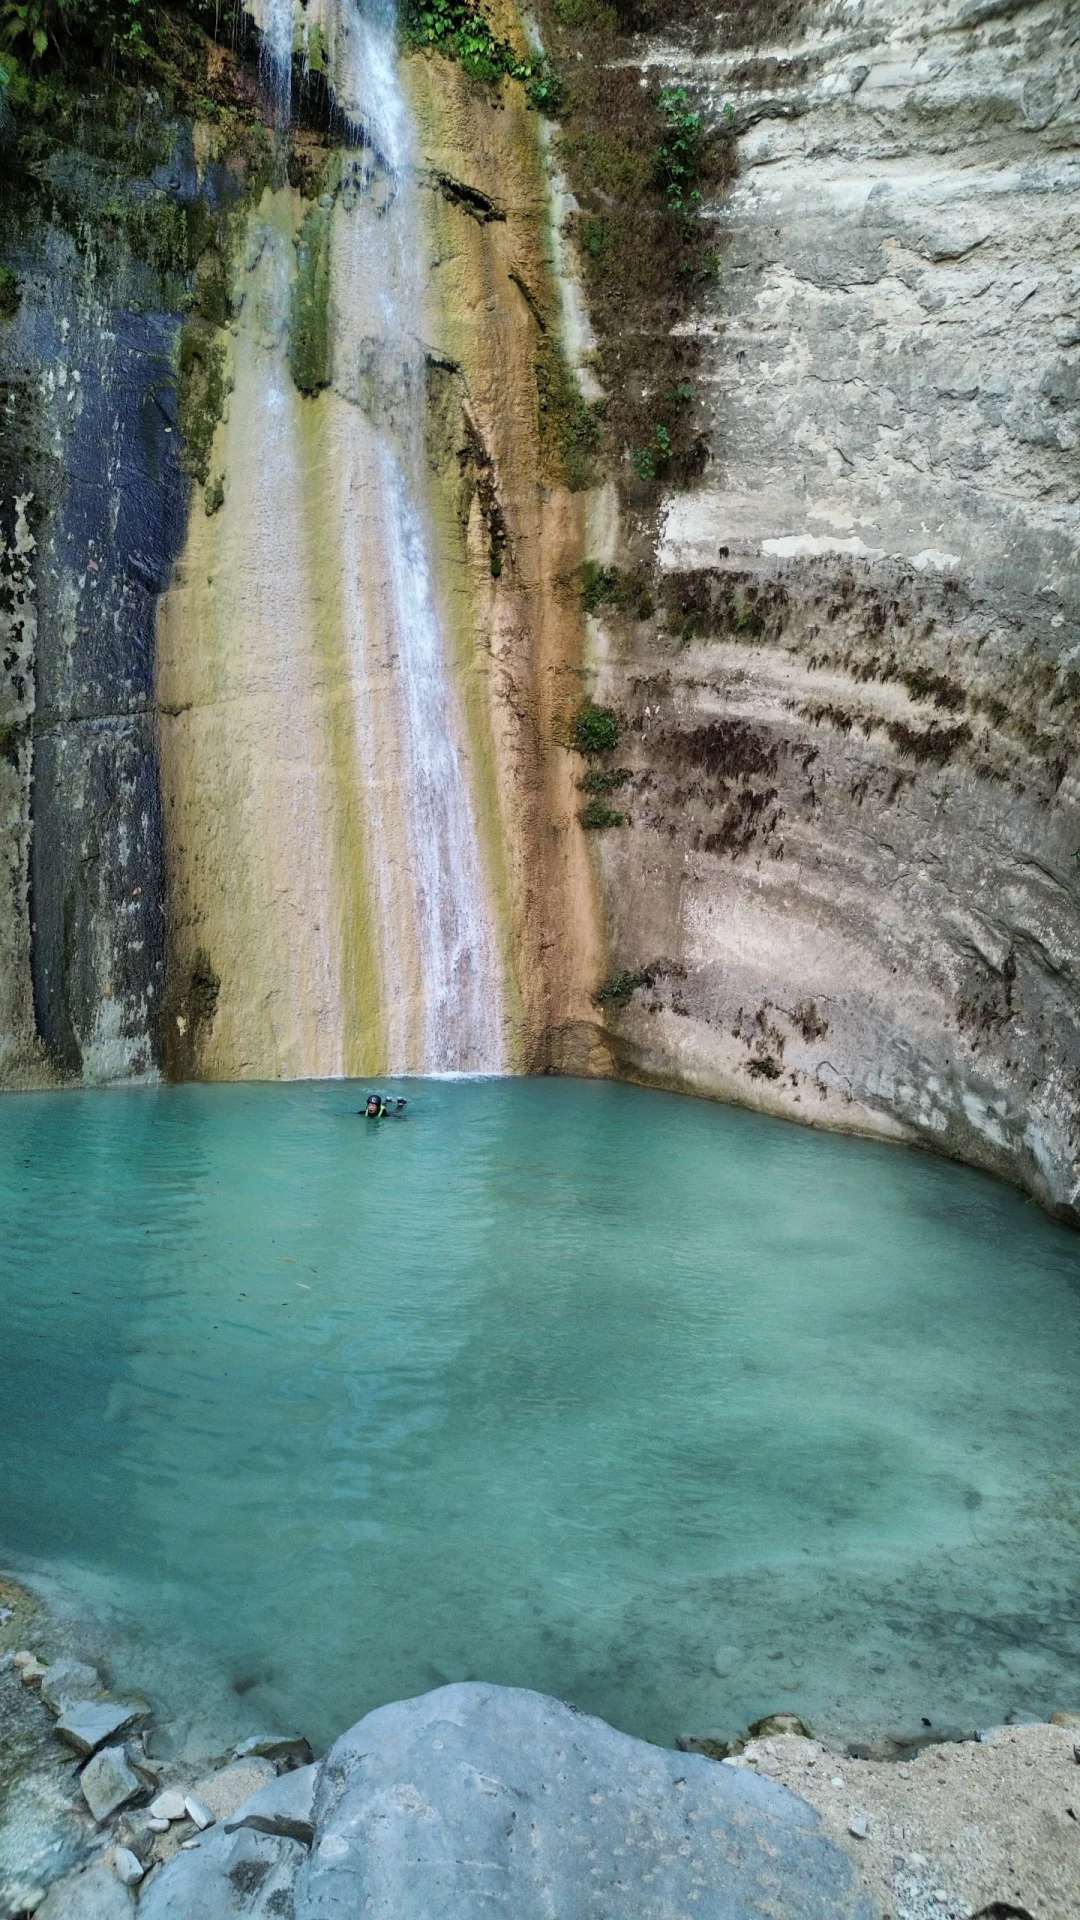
[3,1077,1080,1756]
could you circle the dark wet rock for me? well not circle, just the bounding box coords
[675,1732,738,1760]
[34,1859,136,1920]
[225,1764,317,1846]
[235,1733,315,1770]
[748,1712,813,1739]
[79,1745,143,1822]
[55,1699,148,1758]
[40,1661,102,1715]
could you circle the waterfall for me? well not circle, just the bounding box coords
[321,0,506,1073]
[214,0,506,1076]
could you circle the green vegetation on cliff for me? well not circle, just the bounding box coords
[401,0,560,111]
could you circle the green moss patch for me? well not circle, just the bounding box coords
[289,203,332,396]
[536,336,604,491]
[178,318,228,484]
[570,697,620,754]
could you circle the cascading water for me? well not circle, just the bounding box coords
[320,0,506,1073]
[169,0,507,1076]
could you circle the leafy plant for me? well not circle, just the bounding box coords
[594,967,652,1007]
[577,559,654,618]
[629,421,672,482]
[656,84,702,215]
[401,0,561,112]
[570,697,619,754]
[578,798,625,828]
[577,765,629,793]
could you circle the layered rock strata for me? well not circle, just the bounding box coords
[578,0,1080,1217]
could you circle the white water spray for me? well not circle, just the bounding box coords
[321,0,507,1073]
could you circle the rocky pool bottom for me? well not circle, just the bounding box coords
[2,1595,1079,1920]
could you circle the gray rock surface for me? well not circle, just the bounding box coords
[40,1660,101,1716]
[79,1744,142,1822]
[55,1699,147,1757]
[34,1859,136,1920]
[224,1763,318,1845]
[137,1825,307,1918]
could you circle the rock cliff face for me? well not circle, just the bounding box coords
[0,0,1077,1217]
[574,0,1080,1219]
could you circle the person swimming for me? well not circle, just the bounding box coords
[360,1095,407,1118]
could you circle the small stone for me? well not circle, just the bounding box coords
[184,1793,214,1830]
[80,1746,143,1822]
[56,1699,148,1757]
[41,1659,101,1715]
[180,1839,201,1850]
[149,1789,188,1822]
[848,1810,869,1839]
[113,1849,144,1887]
[1049,1710,1080,1728]
[13,1648,37,1668]
[148,1816,170,1832]
[830,1776,845,1788]
[20,1657,48,1684]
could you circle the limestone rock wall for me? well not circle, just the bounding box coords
[580,0,1080,1216]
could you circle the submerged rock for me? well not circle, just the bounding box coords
[140,1683,873,1918]
[40,1661,102,1716]
[234,1733,314,1769]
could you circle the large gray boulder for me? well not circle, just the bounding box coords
[297,1685,875,1919]
[138,1684,876,1919]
